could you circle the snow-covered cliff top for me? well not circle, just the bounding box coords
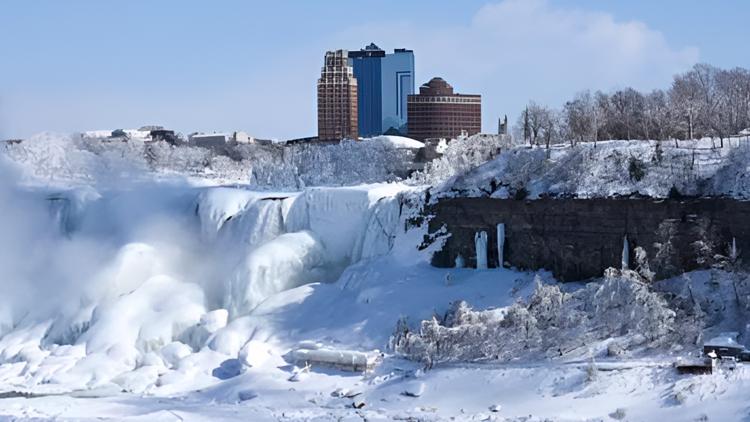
[438,139,750,200]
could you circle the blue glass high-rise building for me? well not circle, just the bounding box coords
[349,43,414,137]
[381,48,414,135]
[349,43,384,137]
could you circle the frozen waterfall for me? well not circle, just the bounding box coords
[196,185,410,317]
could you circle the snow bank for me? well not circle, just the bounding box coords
[367,135,425,149]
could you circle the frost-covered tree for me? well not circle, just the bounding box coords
[393,270,685,366]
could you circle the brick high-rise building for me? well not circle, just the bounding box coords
[407,77,481,141]
[317,50,358,141]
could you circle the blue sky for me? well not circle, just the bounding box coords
[1,0,748,140]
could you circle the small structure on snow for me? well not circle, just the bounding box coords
[290,343,381,372]
[703,332,748,359]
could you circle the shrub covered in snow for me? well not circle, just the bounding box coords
[392,270,695,366]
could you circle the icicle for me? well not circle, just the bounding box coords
[475,231,488,270]
[454,254,465,268]
[621,235,630,270]
[730,237,738,263]
[496,223,505,268]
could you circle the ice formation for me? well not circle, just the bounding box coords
[475,231,488,270]
[0,176,413,393]
[496,223,505,267]
[622,235,630,270]
[454,254,465,268]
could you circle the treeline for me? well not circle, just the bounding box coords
[518,64,750,147]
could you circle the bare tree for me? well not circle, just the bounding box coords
[541,109,563,150]
[609,88,645,141]
[520,64,750,146]
[670,70,702,140]
[564,91,595,146]
[643,90,675,141]
[517,102,550,145]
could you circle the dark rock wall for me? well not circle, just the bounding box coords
[428,198,750,281]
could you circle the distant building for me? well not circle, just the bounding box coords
[349,43,384,137]
[190,133,230,148]
[407,77,481,141]
[498,115,509,135]
[381,48,414,135]
[349,43,414,137]
[317,50,359,141]
[139,125,165,132]
[232,131,253,144]
[149,129,180,145]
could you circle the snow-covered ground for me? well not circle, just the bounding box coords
[3,135,750,420]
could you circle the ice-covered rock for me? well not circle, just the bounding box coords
[238,340,274,368]
[80,275,205,357]
[208,328,246,357]
[200,309,228,333]
[160,342,192,369]
[402,381,426,397]
[195,188,258,240]
[237,389,258,401]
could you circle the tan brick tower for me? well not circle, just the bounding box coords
[317,50,359,141]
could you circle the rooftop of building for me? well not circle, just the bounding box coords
[414,77,480,97]
[348,43,414,58]
[349,42,385,58]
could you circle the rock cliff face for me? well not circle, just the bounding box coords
[428,198,750,281]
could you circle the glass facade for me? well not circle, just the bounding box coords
[350,44,415,137]
[349,44,384,137]
[381,49,414,135]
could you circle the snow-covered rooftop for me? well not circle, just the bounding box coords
[367,135,424,149]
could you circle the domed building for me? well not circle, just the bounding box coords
[406,77,481,141]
